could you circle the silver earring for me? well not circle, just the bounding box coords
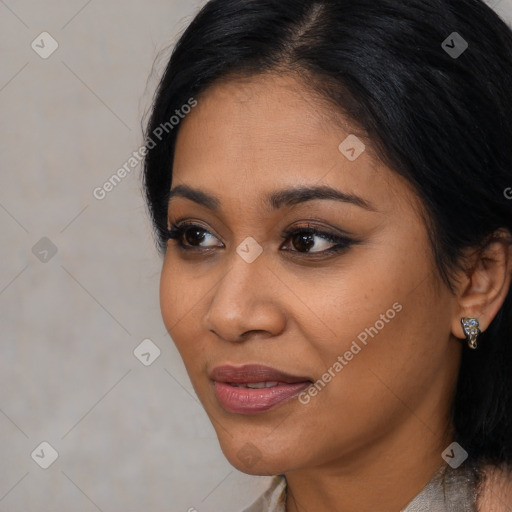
[461,317,481,349]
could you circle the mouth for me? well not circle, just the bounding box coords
[210,364,313,414]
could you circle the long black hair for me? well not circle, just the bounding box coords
[142,0,512,468]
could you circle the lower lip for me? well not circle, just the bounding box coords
[213,381,311,414]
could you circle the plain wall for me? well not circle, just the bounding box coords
[0,1,510,511]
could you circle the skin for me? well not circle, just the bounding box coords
[159,72,512,511]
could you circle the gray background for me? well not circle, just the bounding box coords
[0,1,510,511]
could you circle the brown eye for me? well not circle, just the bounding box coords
[166,223,222,249]
[166,221,354,256]
[291,232,315,252]
[184,227,207,246]
[281,226,353,255]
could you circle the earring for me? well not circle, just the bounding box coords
[461,317,481,349]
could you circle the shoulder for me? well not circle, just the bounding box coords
[476,463,512,512]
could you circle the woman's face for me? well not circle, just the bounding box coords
[160,73,462,475]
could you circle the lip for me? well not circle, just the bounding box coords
[210,364,312,414]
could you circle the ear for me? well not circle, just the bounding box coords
[451,229,512,341]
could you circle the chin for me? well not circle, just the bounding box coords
[220,440,292,476]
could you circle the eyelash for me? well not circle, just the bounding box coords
[165,221,354,257]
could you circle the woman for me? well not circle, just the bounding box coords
[142,0,512,510]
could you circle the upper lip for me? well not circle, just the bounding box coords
[210,364,312,384]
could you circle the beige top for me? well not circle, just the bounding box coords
[241,461,481,512]
[242,475,286,512]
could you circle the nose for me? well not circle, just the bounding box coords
[203,248,287,343]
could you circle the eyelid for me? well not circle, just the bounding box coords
[281,222,354,241]
[166,219,356,255]
[169,218,225,244]
[168,217,353,239]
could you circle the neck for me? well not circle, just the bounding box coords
[285,415,454,512]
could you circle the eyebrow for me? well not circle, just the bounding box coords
[167,184,376,212]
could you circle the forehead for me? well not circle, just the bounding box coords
[171,73,418,216]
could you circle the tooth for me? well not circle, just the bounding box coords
[245,381,280,389]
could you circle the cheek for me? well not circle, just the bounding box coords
[295,230,451,397]
[159,255,182,331]
[281,241,426,356]
[159,255,208,363]
[305,265,452,416]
